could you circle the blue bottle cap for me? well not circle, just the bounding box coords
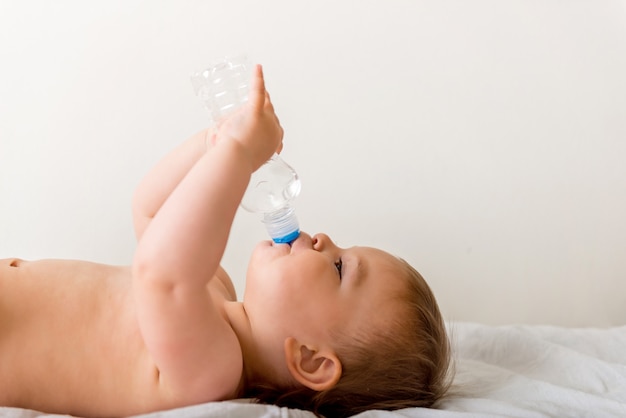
[272,229,301,244]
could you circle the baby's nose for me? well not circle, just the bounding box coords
[312,233,332,250]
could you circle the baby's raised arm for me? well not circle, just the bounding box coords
[132,127,211,241]
[132,65,282,400]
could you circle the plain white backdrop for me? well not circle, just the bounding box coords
[1,1,625,326]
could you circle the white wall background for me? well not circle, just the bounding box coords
[1,1,625,327]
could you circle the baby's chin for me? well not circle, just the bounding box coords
[245,244,288,288]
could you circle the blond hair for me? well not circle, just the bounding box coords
[248,259,452,417]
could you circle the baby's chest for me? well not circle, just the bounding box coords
[0,259,135,357]
[0,262,155,406]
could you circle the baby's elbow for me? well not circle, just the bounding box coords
[132,249,176,293]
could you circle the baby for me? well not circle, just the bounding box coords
[0,65,451,418]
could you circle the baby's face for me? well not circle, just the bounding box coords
[243,232,407,348]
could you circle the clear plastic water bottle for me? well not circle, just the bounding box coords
[191,56,301,244]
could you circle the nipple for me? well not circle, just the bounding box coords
[9,259,22,267]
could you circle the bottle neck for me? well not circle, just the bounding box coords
[263,206,300,244]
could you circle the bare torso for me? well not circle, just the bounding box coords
[0,258,237,417]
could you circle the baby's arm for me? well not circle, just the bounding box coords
[132,65,283,400]
[132,128,213,241]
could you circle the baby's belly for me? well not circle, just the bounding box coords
[0,259,171,416]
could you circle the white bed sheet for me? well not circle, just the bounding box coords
[3,322,625,418]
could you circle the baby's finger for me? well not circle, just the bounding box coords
[248,64,266,112]
[275,127,284,154]
[264,91,276,112]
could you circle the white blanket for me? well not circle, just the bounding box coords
[3,322,625,418]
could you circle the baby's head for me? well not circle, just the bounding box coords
[242,232,452,417]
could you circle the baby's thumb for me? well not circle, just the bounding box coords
[248,64,266,111]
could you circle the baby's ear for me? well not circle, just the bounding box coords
[284,337,342,391]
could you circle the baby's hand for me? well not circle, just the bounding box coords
[214,64,284,172]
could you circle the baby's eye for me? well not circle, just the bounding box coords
[334,258,343,279]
